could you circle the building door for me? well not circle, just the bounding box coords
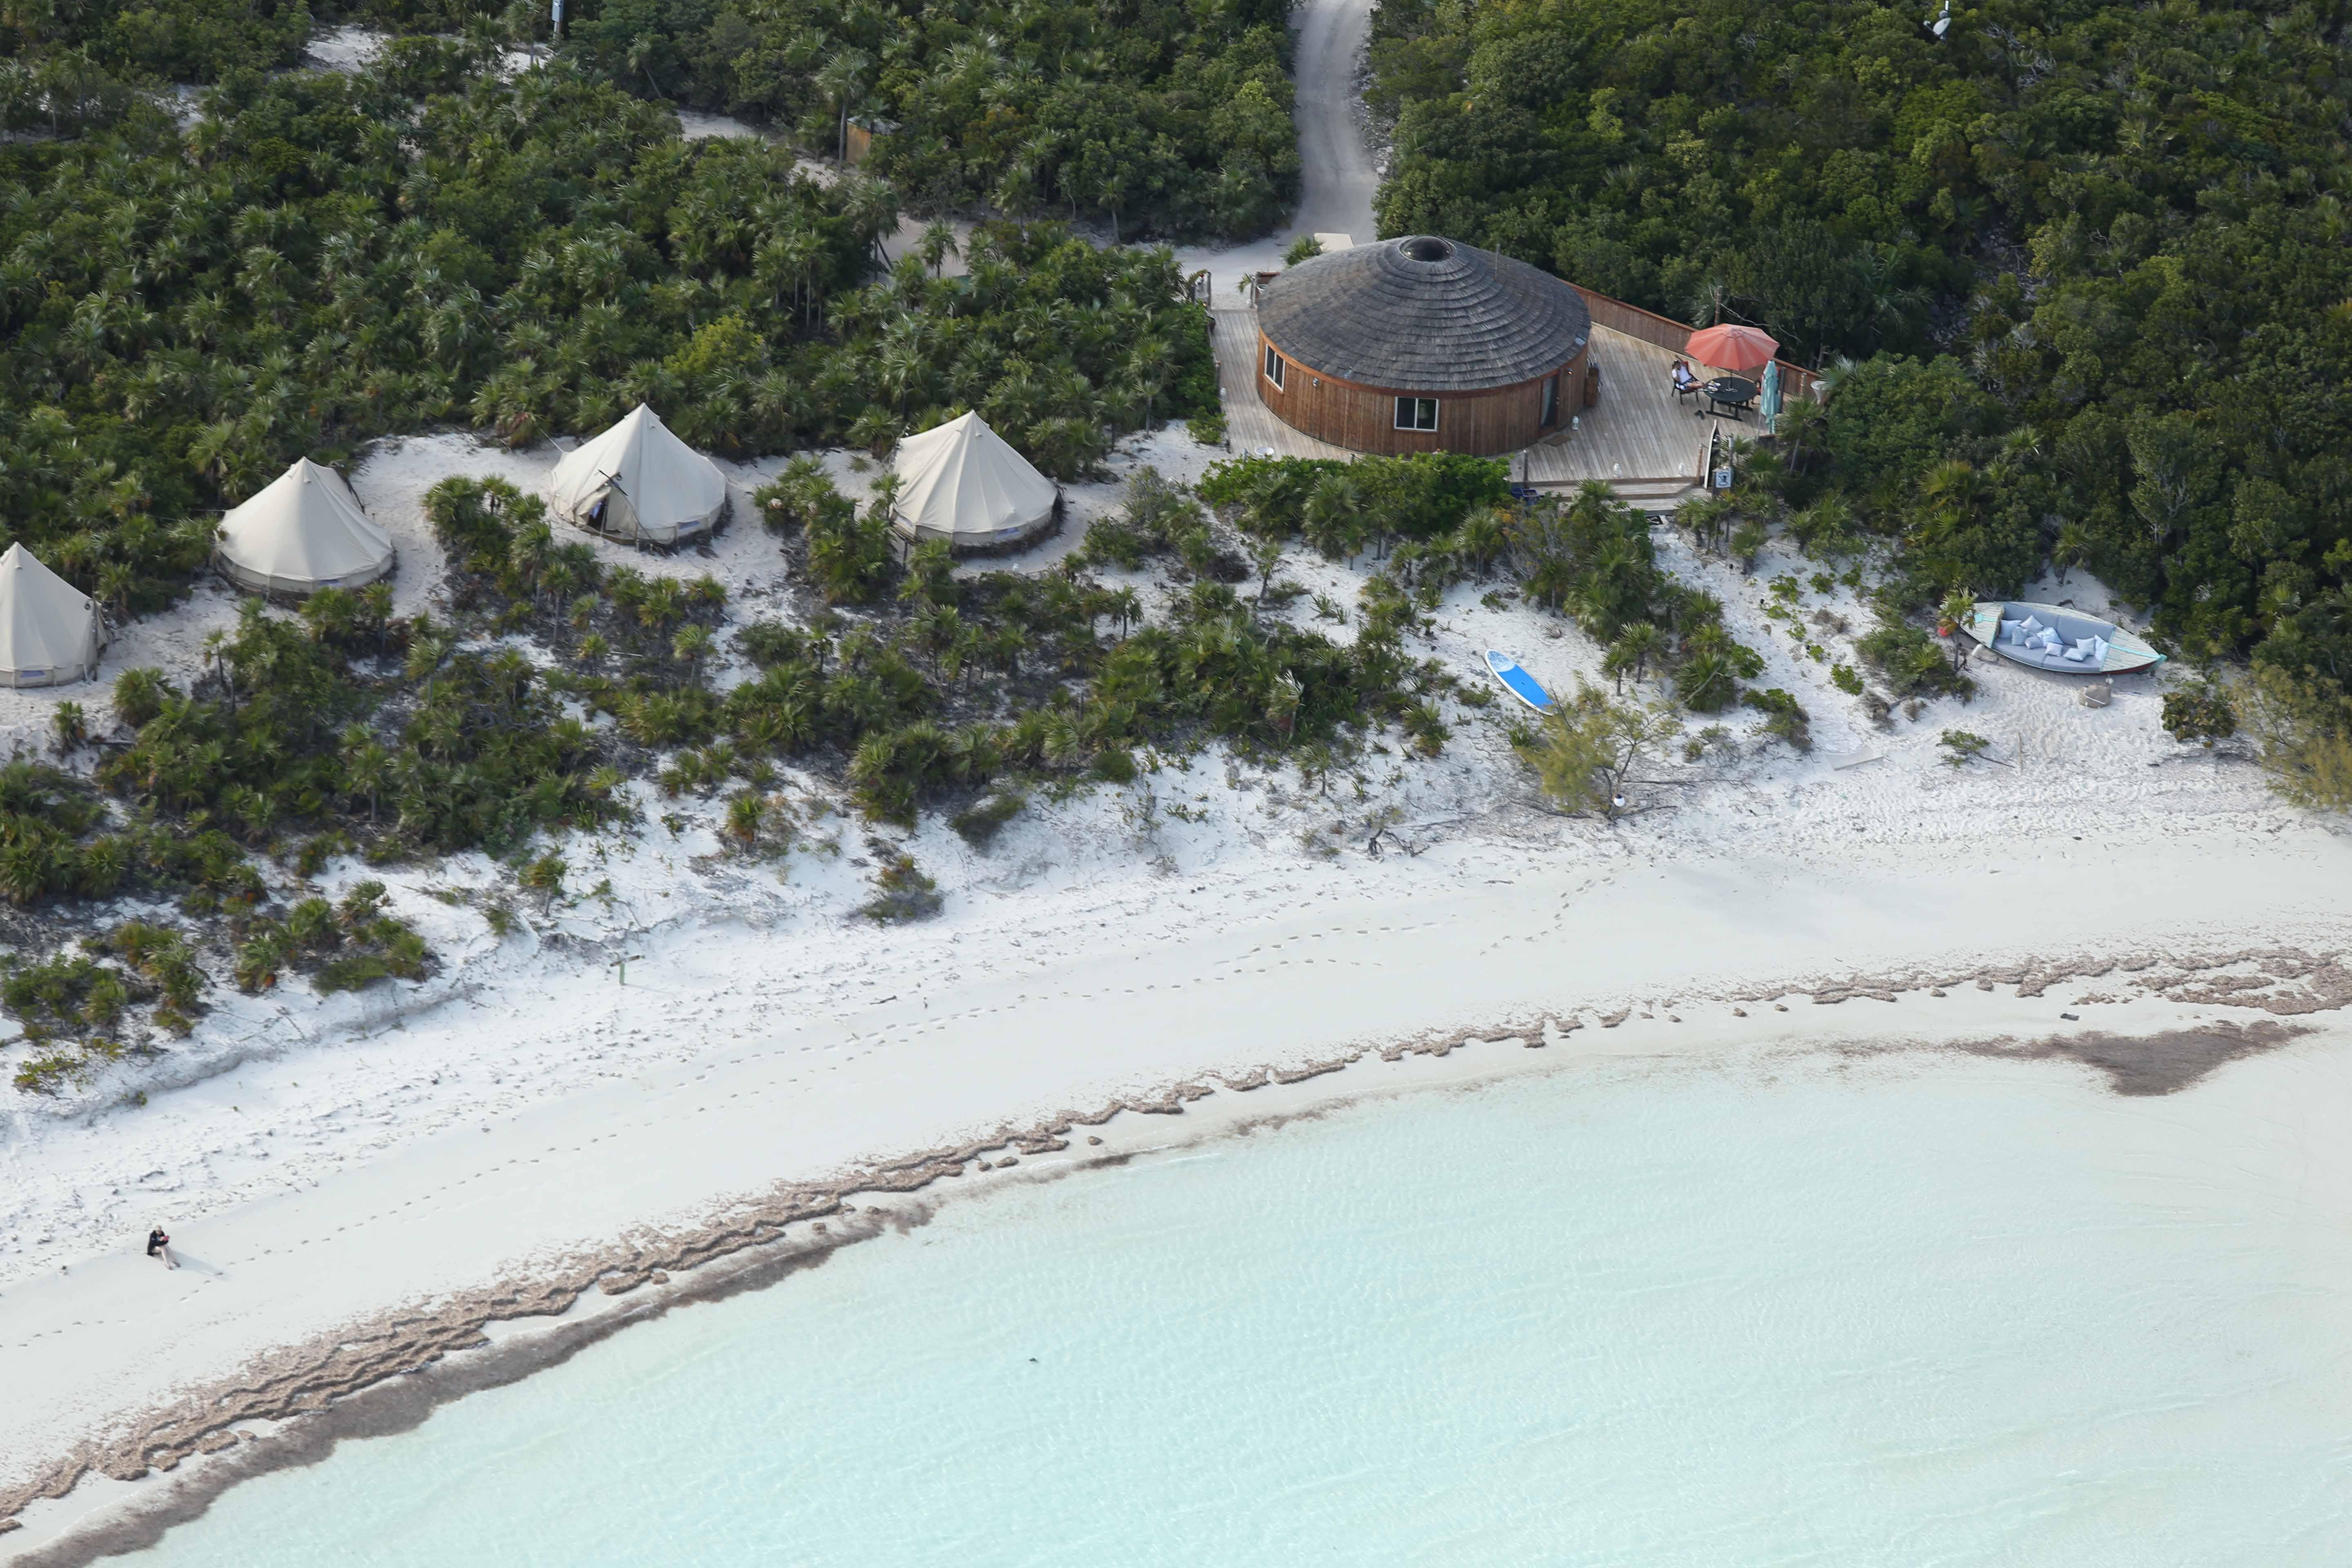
[1541,374,1560,428]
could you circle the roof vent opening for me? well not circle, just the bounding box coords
[1399,236,1454,263]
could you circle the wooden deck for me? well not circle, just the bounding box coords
[1206,305,1733,504]
[1517,328,1713,495]
[1210,307,1354,461]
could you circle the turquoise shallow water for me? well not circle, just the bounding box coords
[131,1045,2352,1566]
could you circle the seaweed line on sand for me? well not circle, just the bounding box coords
[6,943,2347,1537]
[0,1020,1545,1536]
[1735,944,2352,1015]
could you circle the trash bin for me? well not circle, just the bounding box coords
[1584,362,1602,408]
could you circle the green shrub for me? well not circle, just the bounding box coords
[13,1051,82,1096]
[1939,730,1993,766]
[951,794,1026,850]
[2161,680,2237,748]
[860,855,944,922]
[1741,688,1813,752]
[1856,623,1974,701]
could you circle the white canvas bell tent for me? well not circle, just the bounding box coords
[0,543,109,688]
[890,412,1059,550]
[547,405,730,545]
[215,458,396,597]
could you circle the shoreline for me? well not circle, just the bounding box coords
[10,992,2343,1565]
[5,828,2349,1558]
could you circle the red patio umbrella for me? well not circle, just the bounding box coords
[1684,324,1779,377]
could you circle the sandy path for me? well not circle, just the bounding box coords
[1175,0,1379,300]
[1289,0,1381,243]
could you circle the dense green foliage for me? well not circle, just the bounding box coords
[0,59,1212,616]
[1200,451,1513,548]
[1201,461,1781,725]
[8,0,1298,234]
[0,2,1287,1065]
[557,0,1298,238]
[422,470,1457,828]
[1,0,310,116]
[100,596,620,858]
[1370,0,2352,707]
[0,583,606,1071]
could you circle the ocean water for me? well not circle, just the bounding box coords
[130,1044,2352,1566]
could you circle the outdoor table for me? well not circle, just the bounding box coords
[1700,376,1758,419]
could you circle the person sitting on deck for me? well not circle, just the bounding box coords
[1671,361,1700,402]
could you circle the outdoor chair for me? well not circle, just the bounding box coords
[1671,364,1701,404]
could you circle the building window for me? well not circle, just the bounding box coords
[1262,347,1285,390]
[1541,374,1560,428]
[1394,396,1438,431]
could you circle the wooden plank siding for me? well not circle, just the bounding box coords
[1255,329,1586,457]
[1207,303,1740,501]
[1517,327,1714,490]
[1210,307,1354,460]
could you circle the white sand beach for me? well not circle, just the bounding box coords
[2,771,2348,1557]
[0,406,2344,1559]
[3,0,2346,1545]
[5,0,2350,1540]
[3,416,2350,1556]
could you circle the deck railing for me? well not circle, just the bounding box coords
[1569,285,1819,401]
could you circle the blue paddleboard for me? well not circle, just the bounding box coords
[1483,650,1557,715]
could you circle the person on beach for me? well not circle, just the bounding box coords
[147,1227,178,1269]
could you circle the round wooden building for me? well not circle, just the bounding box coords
[1255,236,1591,457]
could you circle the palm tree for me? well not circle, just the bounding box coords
[96,562,134,621]
[1612,623,1669,688]
[1938,585,1977,668]
[1684,276,1732,327]
[637,576,684,630]
[673,623,714,678]
[2051,522,2091,584]
[1301,472,1365,560]
[1106,585,1142,637]
[1809,354,1860,403]
[51,701,87,755]
[725,791,766,846]
[837,172,902,267]
[1452,508,1508,577]
[816,49,873,163]
[341,725,389,823]
[917,219,959,277]
[846,407,901,458]
[111,667,167,730]
[626,36,666,98]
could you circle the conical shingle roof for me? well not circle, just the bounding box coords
[1257,236,1590,392]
